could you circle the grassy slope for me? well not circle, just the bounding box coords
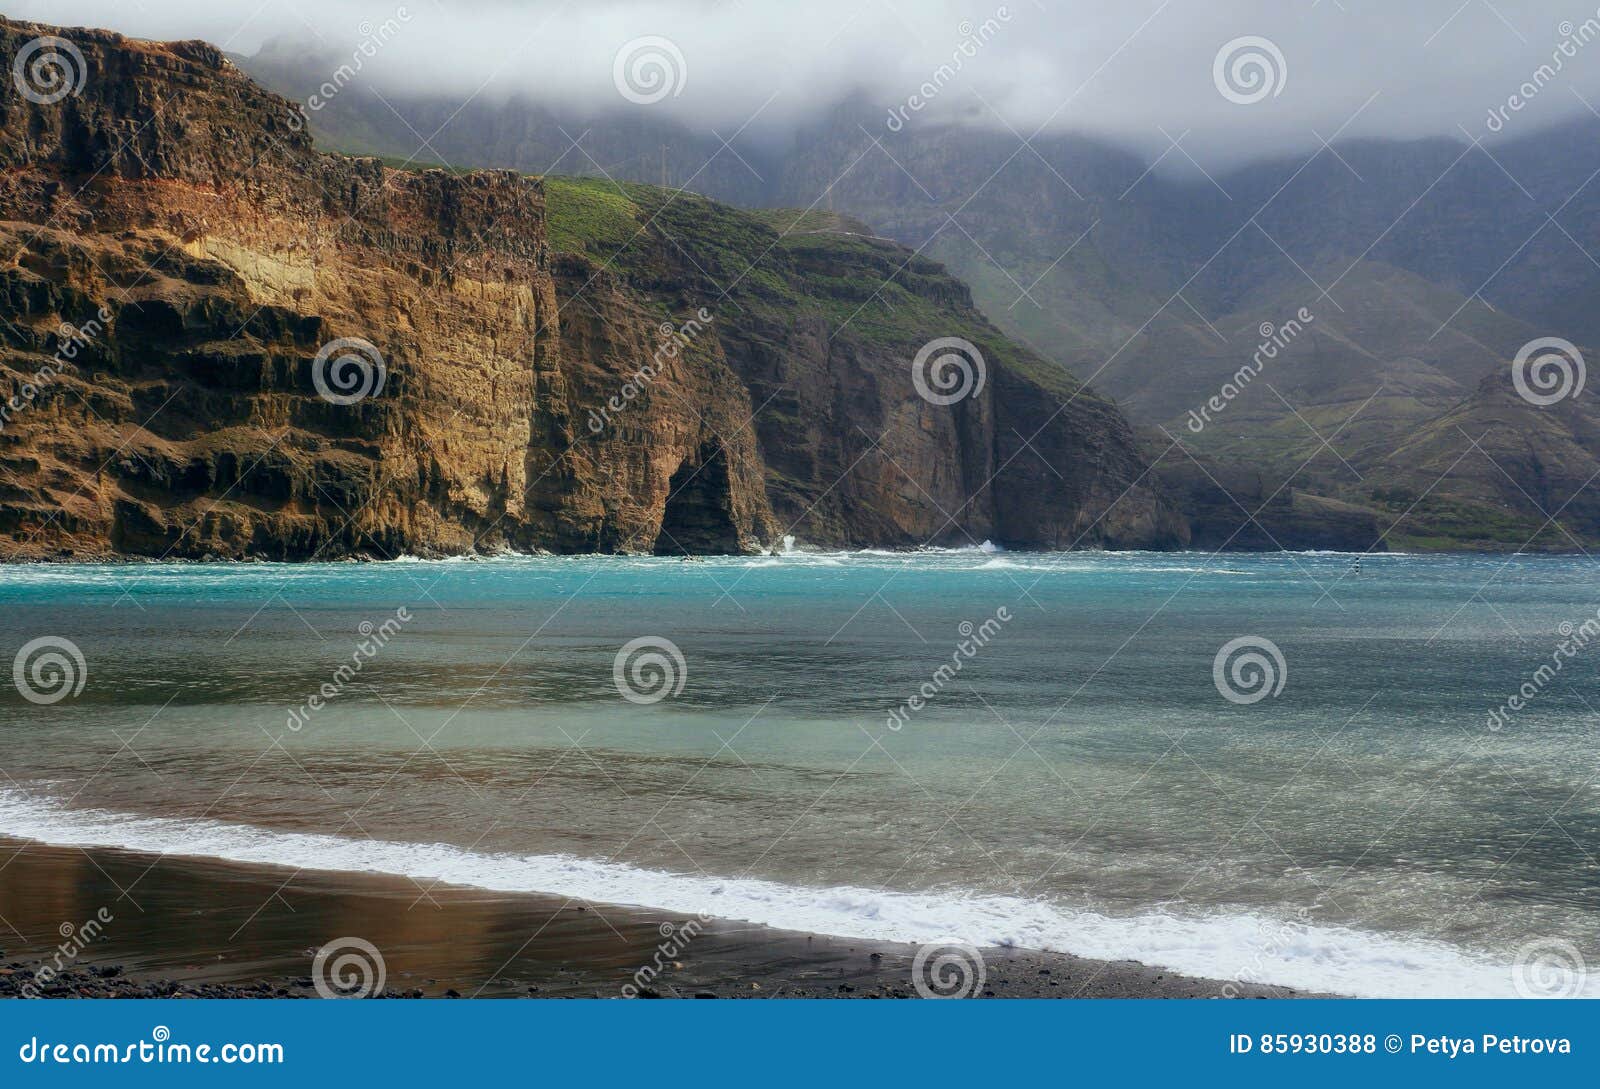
[542,176,1082,400]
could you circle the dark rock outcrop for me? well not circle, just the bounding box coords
[0,18,1179,559]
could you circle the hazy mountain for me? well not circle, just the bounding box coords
[233,45,1600,550]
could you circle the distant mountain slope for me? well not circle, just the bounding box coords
[1370,371,1600,551]
[242,51,1600,347]
[1084,262,1544,457]
[239,44,1600,550]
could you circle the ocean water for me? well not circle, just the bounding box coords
[1,549,1597,997]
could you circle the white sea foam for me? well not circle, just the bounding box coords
[0,788,1566,999]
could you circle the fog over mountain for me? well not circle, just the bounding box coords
[17,0,1600,167]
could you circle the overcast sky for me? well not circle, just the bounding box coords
[16,0,1600,165]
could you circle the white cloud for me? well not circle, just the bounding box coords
[15,0,1600,165]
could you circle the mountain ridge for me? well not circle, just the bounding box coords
[0,17,1181,560]
[233,56,1600,550]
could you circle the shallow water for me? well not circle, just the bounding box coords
[1,549,1597,996]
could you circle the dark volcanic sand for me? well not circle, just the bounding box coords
[0,839,1299,999]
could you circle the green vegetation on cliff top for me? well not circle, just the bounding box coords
[541,176,1081,400]
[357,164,1083,404]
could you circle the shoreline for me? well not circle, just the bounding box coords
[1,546,1593,566]
[0,838,1300,999]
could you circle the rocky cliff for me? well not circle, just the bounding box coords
[243,49,1600,553]
[545,186,1183,551]
[0,18,1179,559]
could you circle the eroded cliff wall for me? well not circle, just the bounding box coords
[0,18,1179,559]
[0,19,778,558]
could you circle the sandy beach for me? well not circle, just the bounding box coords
[0,838,1295,999]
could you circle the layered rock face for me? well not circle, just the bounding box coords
[545,182,1185,551]
[0,18,1178,559]
[0,18,778,558]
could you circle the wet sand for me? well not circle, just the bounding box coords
[0,837,1298,998]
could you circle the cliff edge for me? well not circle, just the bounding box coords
[0,18,1181,558]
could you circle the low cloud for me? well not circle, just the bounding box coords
[17,0,1600,166]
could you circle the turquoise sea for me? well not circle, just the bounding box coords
[1,549,1597,996]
